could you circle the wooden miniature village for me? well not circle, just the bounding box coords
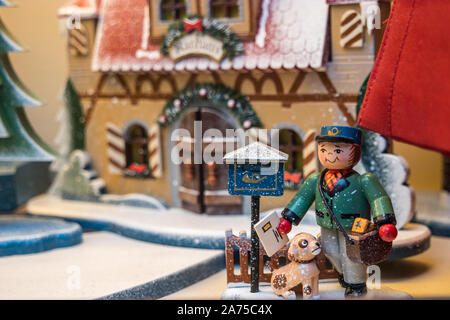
[57,0,395,215]
[0,0,448,300]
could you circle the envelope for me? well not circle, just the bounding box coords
[255,211,289,257]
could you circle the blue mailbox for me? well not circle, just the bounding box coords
[223,142,288,196]
[223,142,288,293]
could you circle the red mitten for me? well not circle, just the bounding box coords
[278,218,292,235]
[379,224,398,242]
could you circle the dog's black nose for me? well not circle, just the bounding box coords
[316,242,321,247]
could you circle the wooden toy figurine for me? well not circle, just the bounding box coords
[277,125,398,297]
[271,233,321,299]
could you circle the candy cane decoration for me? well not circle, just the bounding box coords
[106,123,126,174]
[340,10,364,48]
[302,129,319,179]
[148,125,163,178]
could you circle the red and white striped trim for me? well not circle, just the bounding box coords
[340,10,364,48]
[106,122,126,174]
[148,124,162,178]
[302,129,319,179]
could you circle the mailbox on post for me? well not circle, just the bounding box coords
[223,142,288,293]
[224,142,288,196]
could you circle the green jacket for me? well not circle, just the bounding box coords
[282,170,396,230]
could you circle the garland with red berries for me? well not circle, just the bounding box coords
[157,83,262,129]
[160,16,245,61]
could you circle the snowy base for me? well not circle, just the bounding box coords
[222,281,412,300]
[101,252,225,300]
[27,195,430,259]
[0,231,224,299]
[0,215,82,256]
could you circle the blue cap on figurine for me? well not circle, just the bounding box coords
[316,125,362,145]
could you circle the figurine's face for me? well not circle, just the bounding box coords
[288,233,321,262]
[318,141,358,170]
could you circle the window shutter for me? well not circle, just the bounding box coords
[302,129,319,179]
[340,9,364,48]
[69,23,89,56]
[148,124,163,178]
[106,123,126,174]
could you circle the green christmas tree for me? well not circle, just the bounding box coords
[64,79,85,151]
[50,78,85,172]
[0,3,54,161]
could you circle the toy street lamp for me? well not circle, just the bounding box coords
[223,142,288,293]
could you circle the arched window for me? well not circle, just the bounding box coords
[160,0,188,21]
[278,129,303,189]
[210,0,241,19]
[124,124,150,177]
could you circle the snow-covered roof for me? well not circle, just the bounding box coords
[91,0,330,73]
[223,142,288,163]
[58,0,101,19]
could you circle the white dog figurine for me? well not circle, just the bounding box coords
[271,233,321,299]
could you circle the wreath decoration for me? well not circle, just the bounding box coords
[157,83,262,129]
[160,15,245,61]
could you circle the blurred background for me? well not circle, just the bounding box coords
[1,0,445,192]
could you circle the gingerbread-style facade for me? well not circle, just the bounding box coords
[58,0,392,214]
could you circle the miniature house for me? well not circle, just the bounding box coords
[58,0,392,214]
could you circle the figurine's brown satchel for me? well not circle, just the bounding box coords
[318,171,392,266]
[346,218,392,265]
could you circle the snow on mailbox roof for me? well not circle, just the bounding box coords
[223,142,288,163]
[58,0,101,19]
[91,0,330,73]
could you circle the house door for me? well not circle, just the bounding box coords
[177,107,242,214]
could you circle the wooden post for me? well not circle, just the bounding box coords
[250,195,260,293]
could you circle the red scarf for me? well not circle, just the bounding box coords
[325,169,352,191]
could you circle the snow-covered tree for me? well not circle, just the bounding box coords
[51,79,85,172]
[0,3,54,161]
[49,84,104,200]
[59,150,105,201]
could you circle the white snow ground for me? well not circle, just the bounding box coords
[162,270,412,300]
[27,194,431,257]
[221,282,411,300]
[0,231,222,299]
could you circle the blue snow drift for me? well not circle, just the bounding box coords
[0,215,82,257]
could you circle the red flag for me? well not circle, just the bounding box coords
[358,0,450,155]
